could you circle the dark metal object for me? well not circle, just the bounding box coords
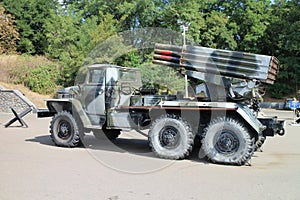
[37,109,56,118]
[4,107,33,128]
[57,120,72,139]
[159,126,180,149]
[258,117,285,137]
[214,131,240,155]
[153,43,279,84]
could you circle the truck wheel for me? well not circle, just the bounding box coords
[50,111,81,147]
[201,117,255,165]
[255,136,266,151]
[93,129,121,141]
[148,114,194,160]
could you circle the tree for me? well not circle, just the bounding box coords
[2,0,58,54]
[216,0,273,53]
[199,10,238,49]
[265,0,300,98]
[0,3,19,54]
[46,4,120,86]
[2,0,296,98]
[159,0,238,49]
[160,0,206,45]
[62,0,167,30]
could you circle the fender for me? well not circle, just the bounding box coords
[43,98,92,127]
[236,104,265,134]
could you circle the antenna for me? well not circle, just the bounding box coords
[177,20,191,46]
[177,20,191,97]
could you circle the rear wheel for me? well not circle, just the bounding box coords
[201,117,255,165]
[50,111,81,147]
[148,114,194,160]
[255,136,266,151]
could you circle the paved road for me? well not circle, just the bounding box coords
[0,109,299,200]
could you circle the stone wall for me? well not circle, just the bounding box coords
[0,88,37,113]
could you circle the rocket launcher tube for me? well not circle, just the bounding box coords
[153,43,279,84]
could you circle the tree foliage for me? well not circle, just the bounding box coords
[45,4,120,86]
[0,3,19,54]
[216,0,273,53]
[264,0,300,98]
[0,0,299,97]
[6,55,60,94]
[2,0,57,54]
[22,64,60,94]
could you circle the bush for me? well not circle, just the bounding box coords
[22,64,60,94]
[2,55,61,95]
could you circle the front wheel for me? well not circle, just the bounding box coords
[50,111,81,147]
[148,114,194,160]
[201,117,255,165]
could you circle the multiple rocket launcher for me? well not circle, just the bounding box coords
[153,43,279,85]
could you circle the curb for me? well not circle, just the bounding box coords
[260,102,286,110]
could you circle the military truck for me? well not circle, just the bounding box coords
[38,43,285,165]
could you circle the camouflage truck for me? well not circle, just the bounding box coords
[38,43,285,165]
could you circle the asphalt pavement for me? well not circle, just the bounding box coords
[0,109,299,200]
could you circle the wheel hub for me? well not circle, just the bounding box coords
[215,131,239,155]
[57,120,71,139]
[159,126,180,149]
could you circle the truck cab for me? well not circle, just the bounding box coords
[75,64,142,128]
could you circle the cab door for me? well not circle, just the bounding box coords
[82,68,106,125]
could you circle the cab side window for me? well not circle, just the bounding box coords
[89,69,105,84]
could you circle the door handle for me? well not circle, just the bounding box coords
[98,89,104,95]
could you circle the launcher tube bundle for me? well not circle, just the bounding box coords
[153,43,279,84]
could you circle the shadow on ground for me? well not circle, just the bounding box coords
[25,133,210,164]
[25,135,57,146]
